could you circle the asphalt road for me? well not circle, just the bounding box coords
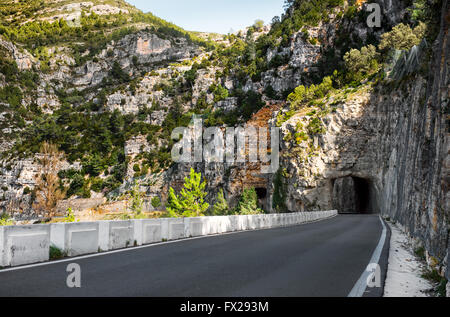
[0,214,386,297]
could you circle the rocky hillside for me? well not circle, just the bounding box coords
[0,0,448,284]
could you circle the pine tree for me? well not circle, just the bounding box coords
[211,189,229,215]
[167,168,209,218]
[236,187,262,215]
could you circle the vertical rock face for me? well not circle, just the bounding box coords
[332,177,357,213]
[280,0,449,273]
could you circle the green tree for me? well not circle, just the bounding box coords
[211,189,229,215]
[236,187,262,215]
[254,19,264,31]
[344,45,380,82]
[167,168,209,217]
[379,22,426,51]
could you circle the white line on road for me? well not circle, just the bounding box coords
[348,215,387,297]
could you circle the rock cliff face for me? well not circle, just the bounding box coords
[277,0,449,278]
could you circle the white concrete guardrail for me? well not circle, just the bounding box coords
[0,210,337,268]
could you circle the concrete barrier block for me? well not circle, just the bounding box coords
[228,215,238,232]
[69,228,98,256]
[268,214,275,228]
[50,223,65,251]
[288,214,294,226]
[188,217,209,237]
[254,215,263,229]
[208,217,220,235]
[247,215,256,230]
[168,218,185,240]
[98,221,133,250]
[161,218,169,240]
[280,214,287,227]
[141,219,162,244]
[53,222,99,256]
[260,215,268,228]
[217,216,231,233]
[2,225,50,267]
[272,214,279,227]
[110,221,133,249]
[236,215,246,231]
[132,219,144,246]
[98,221,110,251]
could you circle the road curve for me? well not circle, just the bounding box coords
[0,214,385,297]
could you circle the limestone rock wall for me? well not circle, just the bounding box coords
[279,0,449,276]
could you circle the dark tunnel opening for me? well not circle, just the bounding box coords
[332,176,376,214]
[255,187,268,209]
[353,177,371,214]
[255,187,267,200]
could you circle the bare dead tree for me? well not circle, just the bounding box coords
[32,142,66,218]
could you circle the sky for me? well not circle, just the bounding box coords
[126,0,286,34]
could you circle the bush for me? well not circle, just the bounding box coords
[287,76,333,108]
[210,84,229,103]
[62,208,77,223]
[130,181,144,216]
[344,45,380,82]
[151,196,161,209]
[211,189,229,215]
[49,245,66,260]
[235,187,262,215]
[379,22,426,51]
[307,117,325,135]
[0,213,13,226]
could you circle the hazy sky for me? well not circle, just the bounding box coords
[127,0,286,34]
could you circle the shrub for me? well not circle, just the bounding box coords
[379,22,427,51]
[62,208,77,223]
[344,45,380,82]
[210,84,229,103]
[235,187,262,215]
[151,196,161,209]
[287,76,333,108]
[49,245,66,260]
[130,180,144,216]
[307,117,325,135]
[211,189,229,215]
[0,213,13,226]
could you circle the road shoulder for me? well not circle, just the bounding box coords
[383,220,434,297]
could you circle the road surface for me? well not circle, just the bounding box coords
[0,214,388,297]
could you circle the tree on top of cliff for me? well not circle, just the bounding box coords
[379,22,427,51]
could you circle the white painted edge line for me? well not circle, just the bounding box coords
[0,214,338,273]
[348,215,387,297]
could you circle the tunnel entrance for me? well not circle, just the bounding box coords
[332,176,374,214]
[353,177,370,213]
[255,187,268,210]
